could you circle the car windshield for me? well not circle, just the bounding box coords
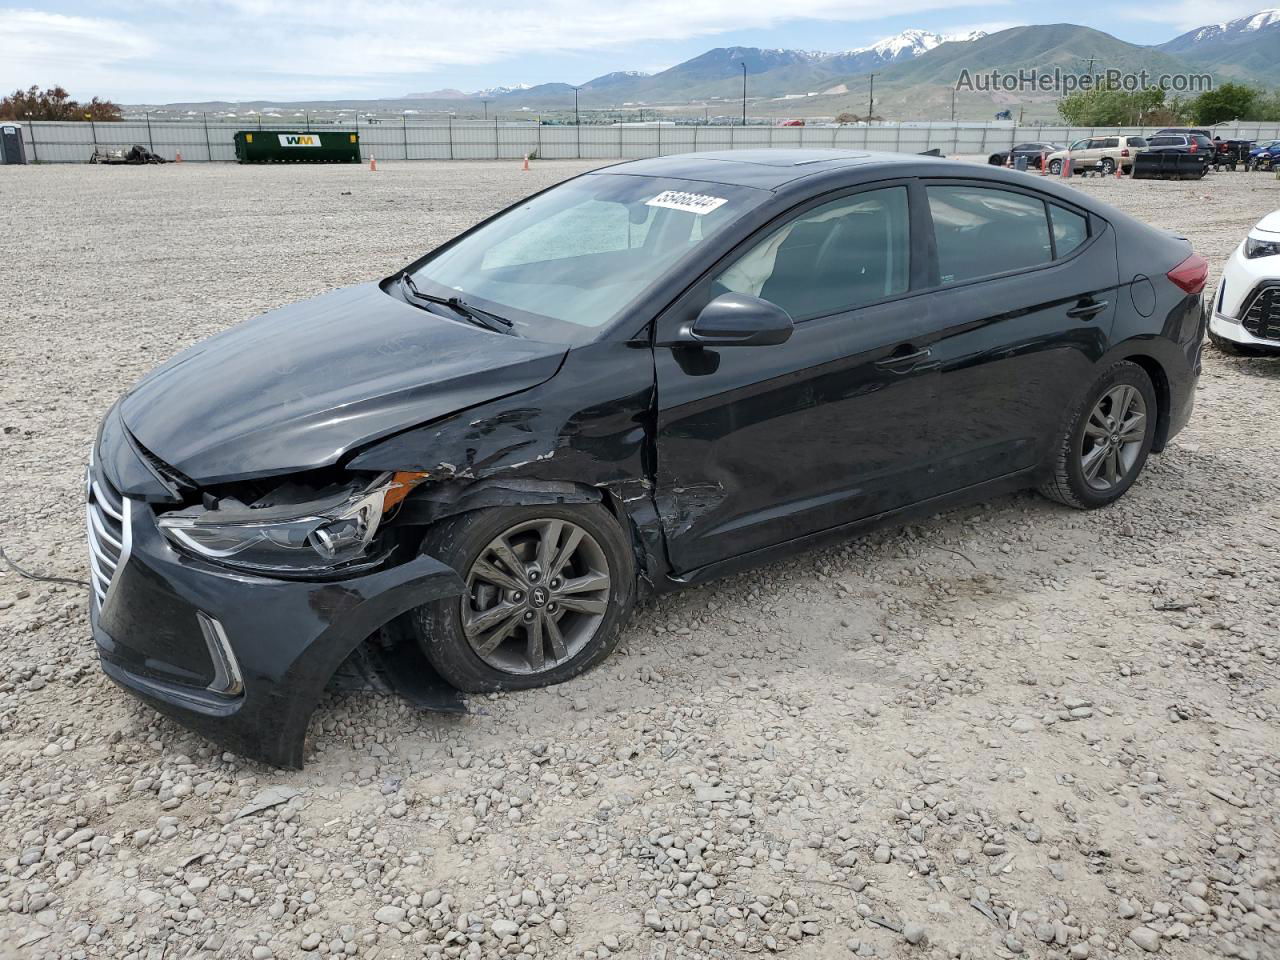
[406,174,766,343]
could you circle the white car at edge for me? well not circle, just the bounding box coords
[1209,209,1280,355]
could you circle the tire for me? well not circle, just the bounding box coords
[988,153,1006,166]
[412,503,635,692]
[1048,159,1063,175]
[1038,360,1158,510]
[1099,158,1116,175]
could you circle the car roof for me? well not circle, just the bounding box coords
[590,149,953,190]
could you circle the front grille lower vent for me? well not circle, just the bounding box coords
[1240,283,1280,343]
[86,461,130,610]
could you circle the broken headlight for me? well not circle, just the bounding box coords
[157,473,422,574]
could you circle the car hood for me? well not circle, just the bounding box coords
[1254,210,1280,235]
[120,283,568,484]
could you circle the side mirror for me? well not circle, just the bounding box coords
[685,293,794,347]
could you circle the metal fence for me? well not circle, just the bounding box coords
[15,119,1280,164]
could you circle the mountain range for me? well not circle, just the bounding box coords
[398,14,1280,115]
[136,13,1280,120]
[1158,8,1280,81]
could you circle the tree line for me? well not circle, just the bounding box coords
[1058,82,1280,127]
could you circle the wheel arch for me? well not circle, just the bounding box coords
[393,475,667,595]
[1119,352,1172,452]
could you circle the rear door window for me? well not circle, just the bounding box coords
[926,185,1052,284]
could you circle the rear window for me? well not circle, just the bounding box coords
[927,185,1052,284]
[1149,136,1179,146]
[1049,205,1088,258]
[1127,137,1148,147]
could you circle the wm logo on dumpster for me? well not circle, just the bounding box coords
[278,134,321,147]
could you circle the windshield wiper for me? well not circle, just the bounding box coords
[399,273,514,334]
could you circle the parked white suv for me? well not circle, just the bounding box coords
[1046,135,1148,176]
[1209,209,1280,355]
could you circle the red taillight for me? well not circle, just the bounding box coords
[1167,253,1208,295]
[1121,148,1130,157]
[1189,140,1198,154]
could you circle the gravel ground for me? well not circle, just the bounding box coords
[1,159,1279,960]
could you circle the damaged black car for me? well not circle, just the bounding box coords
[89,150,1207,767]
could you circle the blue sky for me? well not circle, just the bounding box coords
[3,1,1270,103]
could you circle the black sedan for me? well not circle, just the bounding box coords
[987,142,1063,170]
[88,150,1208,766]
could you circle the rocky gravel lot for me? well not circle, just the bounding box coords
[1,159,1278,960]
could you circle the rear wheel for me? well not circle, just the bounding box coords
[1039,361,1157,509]
[1099,157,1116,175]
[412,504,635,692]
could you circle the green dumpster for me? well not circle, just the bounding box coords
[233,130,361,164]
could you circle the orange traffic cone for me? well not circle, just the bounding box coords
[1115,159,1123,179]
[1061,156,1071,178]
[175,151,183,163]
[522,154,530,171]
[1040,152,1048,175]
[369,154,377,172]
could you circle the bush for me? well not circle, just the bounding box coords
[0,85,122,122]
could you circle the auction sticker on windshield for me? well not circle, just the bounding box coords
[645,190,729,215]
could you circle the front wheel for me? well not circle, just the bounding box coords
[412,504,635,692]
[1038,361,1157,509]
[1048,159,1063,175]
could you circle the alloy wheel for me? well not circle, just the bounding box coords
[461,518,612,675]
[1080,384,1147,491]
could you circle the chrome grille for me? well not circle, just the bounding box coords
[1241,283,1280,343]
[86,457,131,611]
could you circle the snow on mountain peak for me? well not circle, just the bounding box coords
[847,28,986,59]
[1183,7,1280,42]
[1242,8,1280,29]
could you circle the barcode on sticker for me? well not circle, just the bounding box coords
[645,190,729,215]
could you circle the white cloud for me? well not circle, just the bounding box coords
[2,0,1004,101]
[1,9,154,78]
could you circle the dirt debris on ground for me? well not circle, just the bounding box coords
[0,160,1278,960]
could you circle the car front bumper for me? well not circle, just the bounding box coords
[1211,246,1280,349]
[88,421,464,768]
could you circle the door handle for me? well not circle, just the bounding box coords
[875,346,932,371]
[1066,298,1109,320]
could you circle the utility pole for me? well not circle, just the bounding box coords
[1080,56,1099,78]
[741,62,747,126]
[950,89,956,121]
[25,112,38,163]
[868,74,875,121]
[573,86,580,126]
[481,99,490,120]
